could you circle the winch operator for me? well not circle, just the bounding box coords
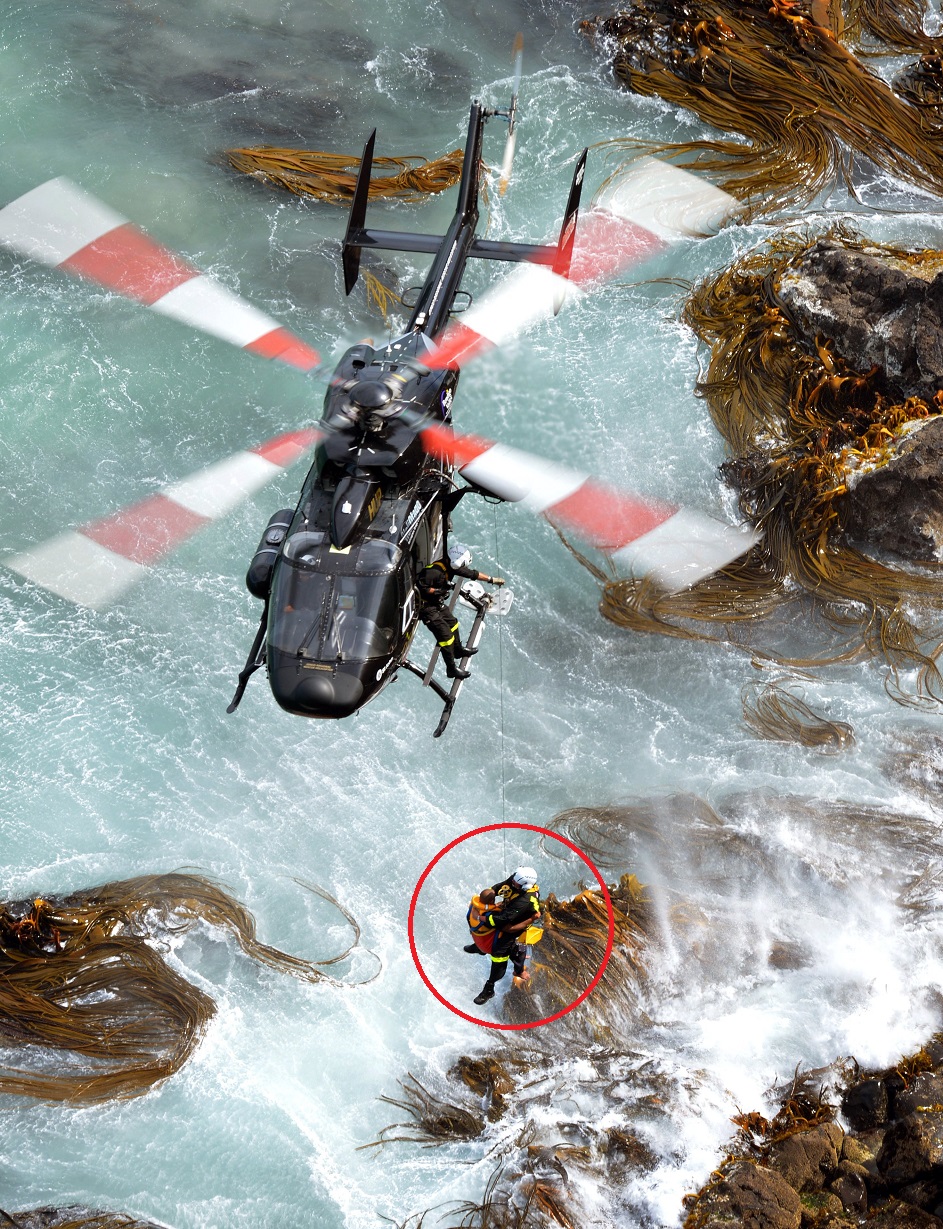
[417,559,504,680]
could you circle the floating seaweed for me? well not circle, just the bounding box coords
[596,229,943,706]
[581,0,943,214]
[226,145,463,204]
[362,1073,486,1150]
[741,678,855,750]
[0,1211,167,1229]
[0,872,374,1103]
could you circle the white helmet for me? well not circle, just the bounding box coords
[511,865,538,891]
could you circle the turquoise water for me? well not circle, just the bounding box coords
[3,2,943,1226]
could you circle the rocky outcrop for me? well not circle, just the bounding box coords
[701,1162,802,1229]
[684,1037,943,1229]
[774,239,943,563]
[841,418,943,561]
[2,1211,168,1229]
[778,241,943,407]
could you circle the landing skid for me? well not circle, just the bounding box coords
[400,581,513,738]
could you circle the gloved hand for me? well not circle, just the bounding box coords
[489,576,506,586]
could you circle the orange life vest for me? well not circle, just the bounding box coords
[466,894,497,953]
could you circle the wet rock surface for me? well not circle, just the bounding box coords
[3,1210,167,1229]
[703,1162,802,1229]
[774,240,943,563]
[778,241,943,407]
[684,1036,943,1229]
[841,417,943,561]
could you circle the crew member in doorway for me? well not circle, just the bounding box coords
[473,866,540,1006]
[417,559,504,680]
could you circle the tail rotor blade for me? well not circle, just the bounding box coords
[427,157,739,369]
[497,32,524,197]
[5,428,320,609]
[0,178,322,371]
[420,423,759,591]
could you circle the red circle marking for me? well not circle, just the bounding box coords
[407,822,616,1031]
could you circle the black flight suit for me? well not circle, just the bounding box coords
[417,559,479,676]
[481,880,540,991]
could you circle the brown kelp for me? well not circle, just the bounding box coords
[581,0,943,214]
[0,1212,167,1229]
[226,146,463,204]
[741,679,855,750]
[363,1073,486,1149]
[0,872,372,1103]
[599,229,943,705]
[503,874,650,1029]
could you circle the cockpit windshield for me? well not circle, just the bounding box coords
[268,533,402,661]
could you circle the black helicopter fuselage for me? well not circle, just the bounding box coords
[261,334,459,718]
[232,95,581,722]
[249,105,489,719]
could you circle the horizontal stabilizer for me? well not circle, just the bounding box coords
[426,157,739,369]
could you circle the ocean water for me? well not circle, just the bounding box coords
[3,2,943,1226]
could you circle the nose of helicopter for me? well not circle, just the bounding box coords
[268,652,368,718]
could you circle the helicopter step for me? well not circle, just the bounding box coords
[400,579,513,738]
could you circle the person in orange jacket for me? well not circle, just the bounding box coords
[465,887,501,955]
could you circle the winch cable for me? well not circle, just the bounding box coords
[493,502,508,875]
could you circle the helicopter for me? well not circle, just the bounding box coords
[0,72,758,736]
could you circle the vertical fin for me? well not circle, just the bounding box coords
[342,129,376,296]
[552,149,588,316]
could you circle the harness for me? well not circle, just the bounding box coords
[487,885,542,960]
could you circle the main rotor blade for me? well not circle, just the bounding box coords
[427,157,739,369]
[0,178,321,371]
[420,424,759,591]
[5,429,320,609]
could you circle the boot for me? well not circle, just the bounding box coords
[454,637,478,657]
[441,648,470,680]
[464,943,483,954]
[474,983,495,1005]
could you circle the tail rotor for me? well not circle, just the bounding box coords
[497,33,524,197]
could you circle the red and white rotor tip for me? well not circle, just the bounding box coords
[420,424,759,590]
[427,157,739,370]
[5,429,320,609]
[0,177,321,371]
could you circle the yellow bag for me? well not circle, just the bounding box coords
[523,923,544,946]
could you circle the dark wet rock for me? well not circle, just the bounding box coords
[877,1112,943,1184]
[842,1077,889,1132]
[899,1178,943,1213]
[829,1168,869,1213]
[8,1211,166,1229]
[702,1161,802,1229]
[767,1122,843,1192]
[842,417,943,562]
[778,240,943,406]
[769,941,811,970]
[169,69,259,101]
[896,1073,943,1118]
[866,1198,943,1229]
